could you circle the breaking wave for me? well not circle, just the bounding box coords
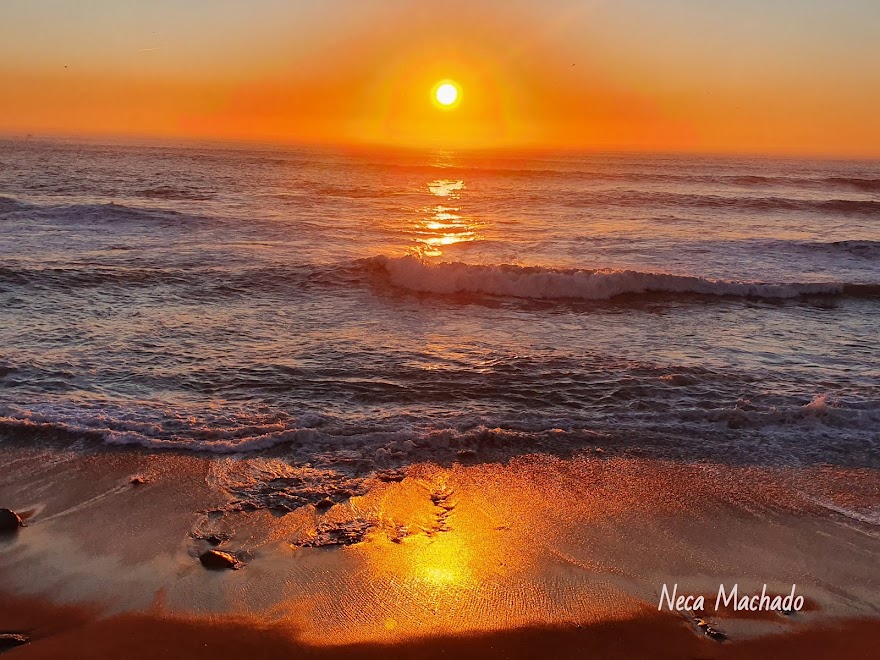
[2,253,878,302]
[364,256,879,301]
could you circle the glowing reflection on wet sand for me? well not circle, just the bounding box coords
[290,461,656,645]
[1,450,878,649]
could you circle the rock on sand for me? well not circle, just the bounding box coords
[0,508,23,532]
[199,549,240,570]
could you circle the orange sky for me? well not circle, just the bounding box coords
[2,0,879,155]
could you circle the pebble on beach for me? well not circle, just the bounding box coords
[0,508,23,532]
[0,633,30,650]
[199,549,240,570]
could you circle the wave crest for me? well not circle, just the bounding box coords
[365,256,858,301]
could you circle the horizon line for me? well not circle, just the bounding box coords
[2,129,880,162]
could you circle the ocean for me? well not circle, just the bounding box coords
[1,138,878,475]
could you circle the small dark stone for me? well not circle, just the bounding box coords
[0,633,30,650]
[205,534,224,546]
[694,618,727,642]
[0,508,23,533]
[199,550,239,570]
[130,475,147,486]
[315,498,334,511]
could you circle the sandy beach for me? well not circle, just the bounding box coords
[2,439,878,657]
[4,1,880,656]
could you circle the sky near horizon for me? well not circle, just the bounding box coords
[2,0,879,155]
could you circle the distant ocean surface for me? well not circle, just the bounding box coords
[1,139,878,469]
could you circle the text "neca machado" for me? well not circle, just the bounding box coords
[659,583,804,612]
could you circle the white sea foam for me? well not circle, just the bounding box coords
[368,256,846,301]
[2,395,877,463]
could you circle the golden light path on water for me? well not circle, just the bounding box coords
[413,179,480,257]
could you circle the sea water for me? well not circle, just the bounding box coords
[1,139,877,475]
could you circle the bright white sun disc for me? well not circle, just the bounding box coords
[435,83,459,106]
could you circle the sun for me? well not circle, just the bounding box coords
[436,83,458,105]
[433,81,460,109]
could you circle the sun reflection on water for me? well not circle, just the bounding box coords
[427,179,464,197]
[414,179,481,257]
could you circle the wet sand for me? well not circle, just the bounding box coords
[1,443,878,657]
[1,593,879,659]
